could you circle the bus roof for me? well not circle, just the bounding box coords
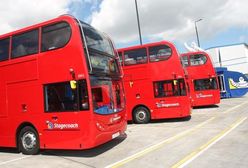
[180,51,209,56]
[118,41,176,51]
[0,15,76,39]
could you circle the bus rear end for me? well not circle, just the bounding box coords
[181,52,220,107]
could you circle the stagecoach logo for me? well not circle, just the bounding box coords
[156,102,180,108]
[47,122,54,129]
[196,93,213,98]
[46,121,79,130]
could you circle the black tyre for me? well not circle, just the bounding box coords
[18,126,40,155]
[133,106,150,124]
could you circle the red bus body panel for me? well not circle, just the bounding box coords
[181,51,220,107]
[118,41,191,121]
[0,15,126,150]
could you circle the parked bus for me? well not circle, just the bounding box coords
[180,51,220,107]
[118,41,191,124]
[0,15,126,155]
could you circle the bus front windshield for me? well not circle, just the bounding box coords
[80,21,119,75]
[78,21,124,115]
[90,76,125,114]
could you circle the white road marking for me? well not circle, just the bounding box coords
[0,156,31,166]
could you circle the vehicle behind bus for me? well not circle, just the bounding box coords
[0,15,126,155]
[118,41,191,124]
[180,51,220,107]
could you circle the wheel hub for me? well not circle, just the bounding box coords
[137,111,146,121]
[22,132,37,150]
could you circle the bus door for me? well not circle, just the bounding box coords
[217,74,226,94]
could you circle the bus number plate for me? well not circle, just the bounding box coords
[112,132,120,139]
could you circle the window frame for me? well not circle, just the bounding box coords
[117,51,123,65]
[11,29,39,59]
[44,80,89,113]
[124,48,148,66]
[149,45,172,63]
[0,37,10,62]
[153,79,187,98]
[189,54,207,66]
[41,21,72,52]
[194,78,218,91]
[180,55,189,67]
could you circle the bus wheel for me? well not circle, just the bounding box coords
[133,107,150,124]
[18,126,40,155]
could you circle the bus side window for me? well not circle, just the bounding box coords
[189,54,207,66]
[149,45,172,62]
[118,51,123,64]
[44,80,89,112]
[11,29,39,58]
[41,22,71,52]
[181,56,189,67]
[124,48,147,65]
[79,80,89,110]
[0,38,10,61]
[194,78,218,91]
[153,79,186,97]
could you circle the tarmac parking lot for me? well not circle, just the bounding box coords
[1,96,248,168]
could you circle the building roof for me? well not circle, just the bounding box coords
[205,43,248,50]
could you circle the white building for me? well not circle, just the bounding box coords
[206,43,248,75]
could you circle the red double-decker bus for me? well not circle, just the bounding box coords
[180,51,220,107]
[0,15,126,154]
[118,41,191,124]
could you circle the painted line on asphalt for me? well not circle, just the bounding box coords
[223,101,248,114]
[105,117,216,168]
[172,117,247,168]
[0,156,31,166]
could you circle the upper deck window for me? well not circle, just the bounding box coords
[124,48,147,65]
[181,56,189,67]
[189,54,207,66]
[11,29,39,58]
[118,51,123,64]
[41,22,71,52]
[149,45,172,62]
[0,38,10,61]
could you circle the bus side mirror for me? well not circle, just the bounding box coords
[70,80,77,89]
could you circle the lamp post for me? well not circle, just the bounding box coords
[194,19,202,47]
[135,0,143,45]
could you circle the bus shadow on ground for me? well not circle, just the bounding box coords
[193,105,219,109]
[0,134,127,157]
[0,147,19,154]
[41,133,127,157]
[128,116,192,125]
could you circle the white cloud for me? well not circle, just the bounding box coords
[90,0,248,45]
[0,0,79,35]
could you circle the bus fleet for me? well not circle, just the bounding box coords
[0,15,220,154]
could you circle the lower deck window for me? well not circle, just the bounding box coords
[44,80,89,112]
[194,78,218,91]
[154,79,186,98]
